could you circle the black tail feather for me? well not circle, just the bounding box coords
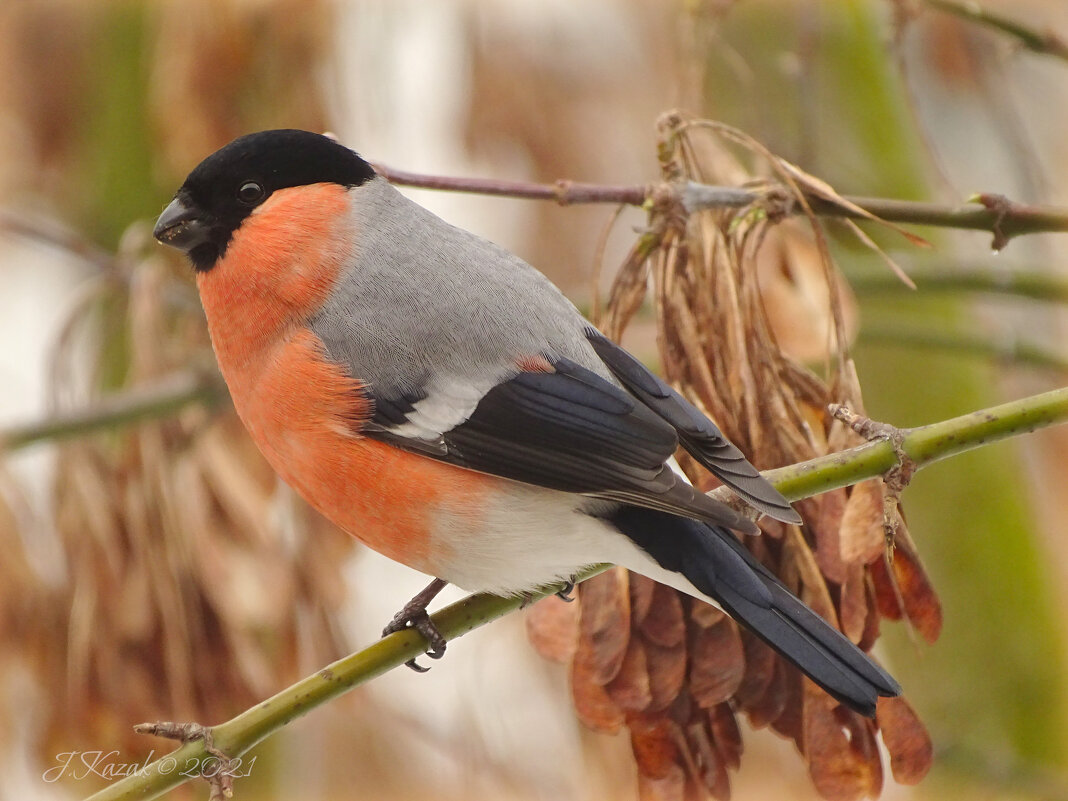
[610,506,901,716]
[712,574,899,715]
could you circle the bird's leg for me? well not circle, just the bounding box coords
[382,577,449,672]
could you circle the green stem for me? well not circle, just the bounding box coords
[82,568,604,801]
[81,384,1068,801]
[925,0,1068,63]
[0,372,228,451]
[765,385,1068,501]
[849,264,1068,303]
[858,327,1068,372]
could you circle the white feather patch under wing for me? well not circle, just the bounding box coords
[387,377,497,441]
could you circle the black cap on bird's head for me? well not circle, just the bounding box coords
[153,129,376,271]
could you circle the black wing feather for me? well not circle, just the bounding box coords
[364,356,759,534]
[611,506,900,715]
[586,327,802,524]
[370,391,424,428]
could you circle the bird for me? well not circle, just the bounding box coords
[153,129,900,716]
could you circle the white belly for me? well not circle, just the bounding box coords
[429,478,717,607]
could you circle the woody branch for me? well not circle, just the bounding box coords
[372,164,1068,248]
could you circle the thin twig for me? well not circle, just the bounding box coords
[374,165,1068,247]
[0,372,229,451]
[858,326,1068,373]
[82,384,1068,801]
[0,209,115,270]
[849,263,1068,302]
[371,163,649,206]
[925,0,1068,63]
[812,193,1068,249]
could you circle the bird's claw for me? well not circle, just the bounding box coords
[382,608,448,672]
[382,577,449,672]
[555,579,576,602]
[519,576,577,609]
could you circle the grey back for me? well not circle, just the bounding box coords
[308,177,612,405]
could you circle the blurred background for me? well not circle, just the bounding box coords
[1,0,1067,799]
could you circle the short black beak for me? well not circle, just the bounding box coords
[153,197,211,253]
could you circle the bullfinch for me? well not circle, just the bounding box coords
[153,129,900,715]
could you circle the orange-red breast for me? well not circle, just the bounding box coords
[154,129,899,714]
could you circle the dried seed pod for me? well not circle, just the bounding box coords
[530,113,939,799]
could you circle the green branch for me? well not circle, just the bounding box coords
[0,372,229,451]
[81,384,1068,801]
[764,385,1068,502]
[925,0,1068,63]
[849,264,1068,303]
[82,573,599,801]
[858,327,1068,373]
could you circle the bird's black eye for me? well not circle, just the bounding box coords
[237,180,266,205]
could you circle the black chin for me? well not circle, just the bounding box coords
[188,242,222,272]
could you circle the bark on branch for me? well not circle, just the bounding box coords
[372,164,1068,249]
